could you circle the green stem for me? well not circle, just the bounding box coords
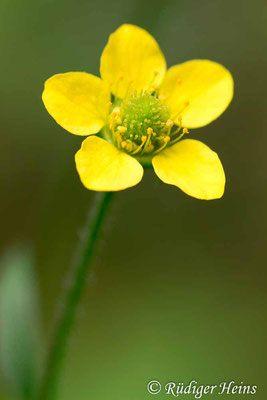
[39,192,114,400]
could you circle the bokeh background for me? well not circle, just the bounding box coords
[1,0,267,398]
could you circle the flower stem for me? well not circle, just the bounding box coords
[39,192,114,400]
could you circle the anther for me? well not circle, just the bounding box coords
[147,127,153,135]
[111,107,121,116]
[116,134,122,146]
[164,136,170,143]
[144,144,154,153]
[117,126,127,133]
[115,117,122,125]
[166,119,174,128]
[183,128,189,134]
[121,140,133,152]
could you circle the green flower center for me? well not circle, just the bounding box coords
[109,91,174,155]
[121,91,170,140]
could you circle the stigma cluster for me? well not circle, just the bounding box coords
[109,90,189,156]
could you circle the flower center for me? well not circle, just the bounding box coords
[109,91,174,155]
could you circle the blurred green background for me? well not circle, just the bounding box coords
[1,0,267,398]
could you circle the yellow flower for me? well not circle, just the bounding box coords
[42,24,234,199]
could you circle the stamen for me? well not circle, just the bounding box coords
[147,70,160,93]
[109,107,121,131]
[117,126,127,133]
[169,127,190,146]
[121,139,135,152]
[172,102,190,123]
[152,85,160,97]
[169,117,182,137]
[153,135,170,154]
[115,116,122,125]
[116,133,123,146]
[164,136,171,143]
[141,128,153,154]
[131,136,147,155]
[111,107,121,116]
[125,79,134,100]
[143,144,154,153]
[166,119,174,128]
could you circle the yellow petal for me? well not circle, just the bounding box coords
[75,136,143,191]
[160,60,234,128]
[100,24,166,98]
[152,139,225,200]
[42,72,110,136]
